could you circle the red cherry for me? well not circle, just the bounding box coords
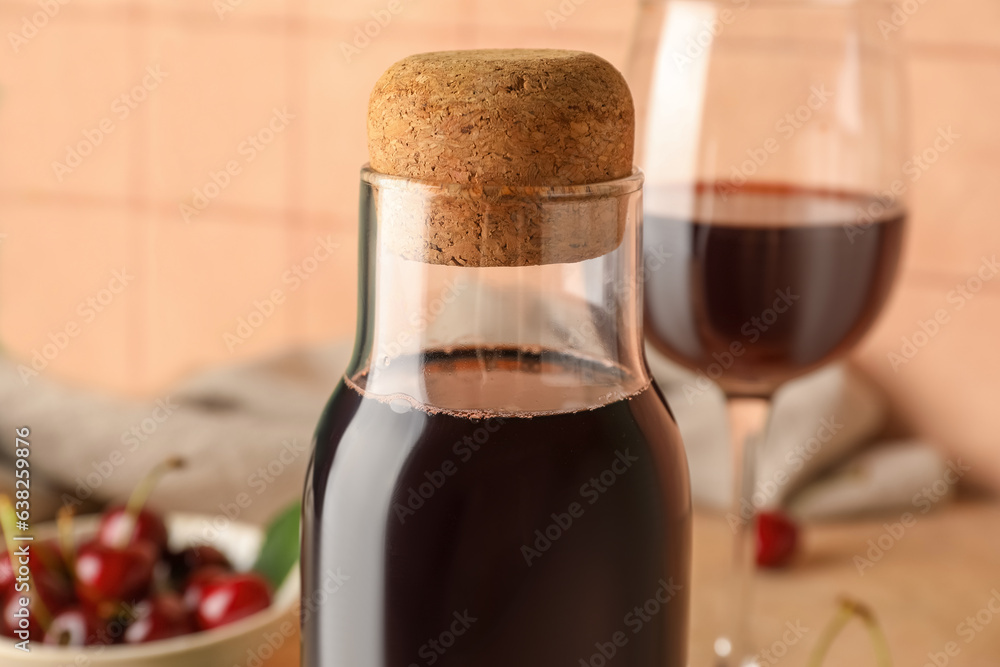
[1,571,72,638]
[74,540,156,605]
[37,539,69,576]
[195,573,272,630]
[44,606,104,646]
[124,593,194,644]
[170,546,232,586]
[756,511,800,569]
[0,554,14,599]
[182,566,228,612]
[0,541,66,601]
[97,508,168,553]
[96,458,184,554]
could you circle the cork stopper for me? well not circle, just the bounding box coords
[366,49,636,267]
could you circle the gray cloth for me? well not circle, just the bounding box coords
[0,341,949,525]
[0,342,352,524]
[647,345,951,518]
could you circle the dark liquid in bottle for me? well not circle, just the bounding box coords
[643,183,905,393]
[303,348,690,667]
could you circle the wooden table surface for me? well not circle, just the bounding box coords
[269,502,1000,667]
[691,502,1000,666]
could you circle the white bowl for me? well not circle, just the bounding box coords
[0,513,300,666]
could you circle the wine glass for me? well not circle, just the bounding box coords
[627,0,907,664]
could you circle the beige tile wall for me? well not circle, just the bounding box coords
[0,0,997,483]
[852,3,1000,489]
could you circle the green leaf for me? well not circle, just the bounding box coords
[252,501,301,590]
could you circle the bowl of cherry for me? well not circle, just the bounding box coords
[0,459,299,666]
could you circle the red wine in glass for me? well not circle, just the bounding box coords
[644,183,905,395]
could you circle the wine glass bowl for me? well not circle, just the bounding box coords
[642,182,906,397]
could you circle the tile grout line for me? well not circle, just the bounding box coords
[0,190,343,226]
[0,4,629,43]
[1,1,1000,62]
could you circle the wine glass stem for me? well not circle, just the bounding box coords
[725,395,773,666]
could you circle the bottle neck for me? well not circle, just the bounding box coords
[347,169,649,415]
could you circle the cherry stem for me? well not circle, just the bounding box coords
[0,495,52,631]
[858,602,894,667]
[808,597,893,667]
[56,506,76,571]
[120,457,185,548]
[0,496,20,576]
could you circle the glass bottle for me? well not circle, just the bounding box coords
[302,162,691,665]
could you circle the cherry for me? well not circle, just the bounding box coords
[38,538,68,574]
[169,545,232,587]
[0,497,74,640]
[182,566,228,611]
[43,606,104,646]
[97,457,184,553]
[73,459,185,608]
[195,573,272,630]
[74,540,156,606]
[124,592,194,644]
[756,511,800,569]
[1,570,71,639]
[97,508,168,554]
[0,553,15,598]
[0,540,66,600]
